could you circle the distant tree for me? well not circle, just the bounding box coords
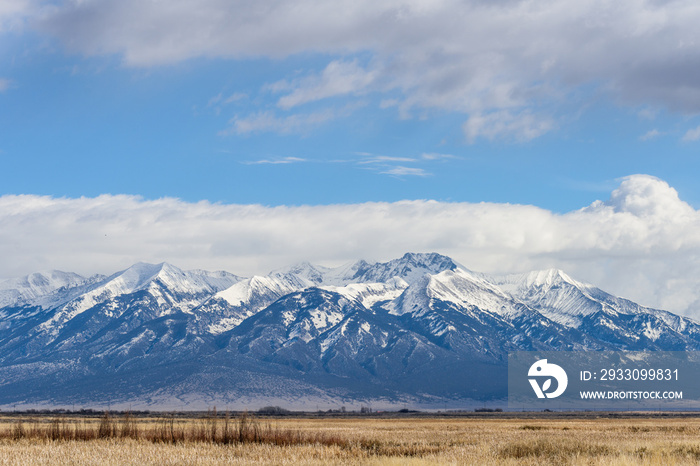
[257,406,290,415]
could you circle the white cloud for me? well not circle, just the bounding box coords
[34,0,700,140]
[682,125,700,142]
[4,175,700,318]
[276,60,378,109]
[358,155,417,164]
[242,157,306,165]
[224,92,247,104]
[207,92,223,107]
[586,174,695,221]
[354,153,430,177]
[0,79,10,92]
[463,111,555,143]
[640,129,662,141]
[222,110,337,135]
[637,107,658,120]
[225,101,365,135]
[209,92,248,107]
[380,166,429,177]
[0,0,32,32]
[421,153,457,161]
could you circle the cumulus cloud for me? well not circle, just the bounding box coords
[595,174,695,220]
[3,175,700,318]
[31,0,700,141]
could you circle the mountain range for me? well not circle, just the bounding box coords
[1,252,698,410]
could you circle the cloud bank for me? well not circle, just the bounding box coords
[26,0,700,141]
[3,175,700,318]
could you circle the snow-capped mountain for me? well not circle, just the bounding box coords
[0,270,97,308]
[0,252,699,409]
[494,268,699,348]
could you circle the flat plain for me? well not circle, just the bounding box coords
[1,413,700,464]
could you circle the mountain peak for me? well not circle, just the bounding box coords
[522,268,571,287]
[270,261,325,284]
[0,270,88,307]
[354,252,460,284]
[495,267,587,292]
[2,254,700,408]
[111,262,174,291]
[400,252,457,267]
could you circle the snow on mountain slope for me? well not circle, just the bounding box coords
[497,268,597,299]
[75,262,239,311]
[206,272,318,334]
[320,277,408,310]
[426,268,526,318]
[205,254,458,334]
[154,264,242,296]
[3,253,700,408]
[222,287,426,382]
[225,289,361,355]
[493,269,700,345]
[351,252,460,285]
[36,263,240,335]
[0,271,89,308]
[266,253,460,288]
[87,262,238,298]
[268,261,325,285]
[495,269,604,327]
[212,253,462,316]
[317,311,392,358]
[386,267,525,319]
[281,291,350,341]
[216,272,314,307]
[316,260,371,286]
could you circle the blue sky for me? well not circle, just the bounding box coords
[1,0,699,211]
[3,1,700,317]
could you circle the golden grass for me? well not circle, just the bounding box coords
[1,414,700,464]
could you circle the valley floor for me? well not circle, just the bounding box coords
[1,414,700,464]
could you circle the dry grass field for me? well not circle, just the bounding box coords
[1,413,700,464]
